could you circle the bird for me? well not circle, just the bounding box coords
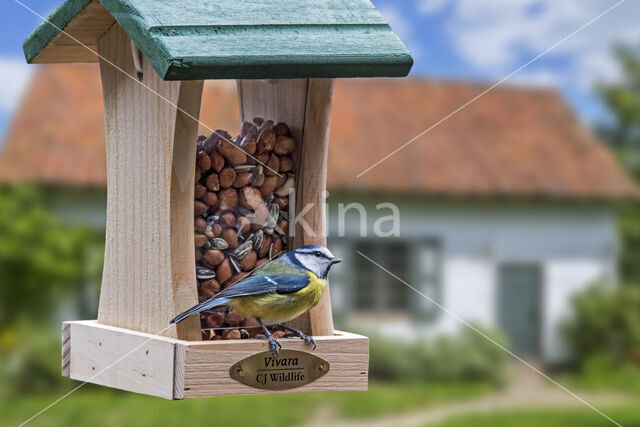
[170,245,342,356]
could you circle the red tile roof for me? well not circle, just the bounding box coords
[0,64,636,199]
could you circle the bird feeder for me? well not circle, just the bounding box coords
[23,0,412,399]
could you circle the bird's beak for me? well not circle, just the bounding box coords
[331,257,342,264]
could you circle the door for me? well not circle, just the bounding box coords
[498,264,542,358]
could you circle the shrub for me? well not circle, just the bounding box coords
[565,284,640,365]
[368,326,509,385]
[0,185,102,395]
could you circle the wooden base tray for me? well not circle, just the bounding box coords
[62,320,369,399]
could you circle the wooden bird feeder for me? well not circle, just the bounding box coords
[24,0,412,399]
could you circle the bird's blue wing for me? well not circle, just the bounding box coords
[216,273,310,298]
[170,272,310,324]
[273,274,311,294]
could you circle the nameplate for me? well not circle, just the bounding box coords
[229,349,329,390]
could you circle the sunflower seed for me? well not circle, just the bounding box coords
[265,192,275,203]
[250,166,264,186]
[210,237,229,250]
[264,203,279,229]
[275,224,285,236]
[234,241,253,259]
[238,207,253,217]
[206,215,219,224]
[204,225,215,239]
[234,165,256,173]
[229,256,242,273]
[269,242,274,259]
[196,267,216,280]
[280,210,289,221]
[263,226,274,235]
[252,230,263,250]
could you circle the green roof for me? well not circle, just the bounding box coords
[23,0,413,80]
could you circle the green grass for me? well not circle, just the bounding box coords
[1,382,491,427]
[429,406,640,427]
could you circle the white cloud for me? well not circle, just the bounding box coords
[418,0,449,15]
[378,4,423,58]
[508,69,563,88]
[0,57,35,112]
[417,0,640,89]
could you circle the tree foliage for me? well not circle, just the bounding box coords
[565,284,640,365]
[0,185,96,326]
[597,44,640,282]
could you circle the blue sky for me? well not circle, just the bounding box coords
[1,0,639,142]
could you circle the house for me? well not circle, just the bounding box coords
[1,64,637,363]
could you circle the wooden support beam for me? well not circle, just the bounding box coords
[237,78,335,336]
[96,24,202,340]
[63,320,368,399]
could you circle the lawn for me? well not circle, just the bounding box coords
[2,382,491,427]
[430,406,640,427]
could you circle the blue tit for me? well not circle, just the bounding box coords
[171,244,342,355]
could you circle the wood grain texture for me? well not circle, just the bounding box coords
[62,322,71,377]
[179,330,368,397]
[292,79,336,336]
[66,320,177,399]
[24,0,413,79]
[96,24,201,340]
[27,0,114,63]
[63,320,368,398]
[237,79,308,152]
[237,79,335,336]
[173,343,186,399]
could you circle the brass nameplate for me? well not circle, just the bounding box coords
[229,349,330,390]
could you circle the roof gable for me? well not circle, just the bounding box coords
[23,0,413,80]
[0,65,636,200]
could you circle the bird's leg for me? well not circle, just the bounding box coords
[276,325,317,350]
[256,318,281,357]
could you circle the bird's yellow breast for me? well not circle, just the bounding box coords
[228,271,326,324]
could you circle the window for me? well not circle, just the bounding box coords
[352,239,421,313]
[328,238,442,322]
[412,239,442,320]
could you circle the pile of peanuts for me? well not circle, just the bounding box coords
[194,117,295,340]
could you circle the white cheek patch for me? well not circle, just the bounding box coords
[296,253,323,276]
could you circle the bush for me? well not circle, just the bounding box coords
[368,326,509,385]
[0,322,69,397]
[0,185,98,325]
[0,185,103,395]
[573,353,640,394]
[565,284,640,366]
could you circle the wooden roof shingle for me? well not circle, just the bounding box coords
[23,0,413,80]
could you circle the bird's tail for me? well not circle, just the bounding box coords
[169,296,230,324]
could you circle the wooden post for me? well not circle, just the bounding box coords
[96,24,202,340]
[237,79,335,336]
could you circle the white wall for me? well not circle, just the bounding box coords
[327,196,618,363]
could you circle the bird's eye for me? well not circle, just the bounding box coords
[313,251,322,257]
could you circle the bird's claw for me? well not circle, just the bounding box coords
[283,328,316,350]
[306,335,317,350]
[269,336,282,357]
